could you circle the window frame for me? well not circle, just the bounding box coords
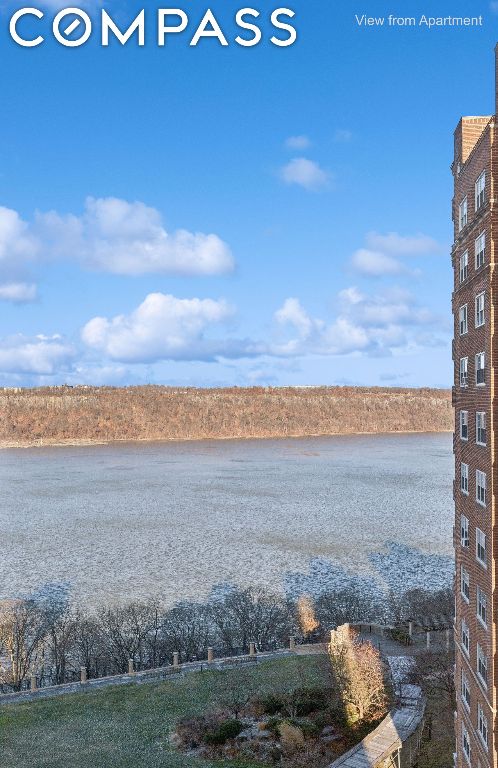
[476,411,486,446]
[459,197,468,231]
[460,250,469,283]
[461,514,469,548]
[475,232,486,269]
[475,292,485,328]
[461,462,469,495]
[476,469,486,506]
[461,565,470,603]
[460,357,469,388]
[477,644,488,688]
[460,410,468,440]
[477,585,488,628]
[476,528,487,567]
[461,670,471,711]
[475,171,486,211]
[461,618,470,656]
[459,304,468,335]
[478,703,489,749]
[462,724,471,765]
[476,352,486,386]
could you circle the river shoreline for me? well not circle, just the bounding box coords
[0,428,453,451]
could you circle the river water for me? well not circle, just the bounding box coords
[0,433,454,608]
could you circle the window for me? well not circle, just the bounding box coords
[476,528,486,566]
[477,586,487,627]
[477,644,488,687]
[476,470,486,505]
[476,352,486,385]
[476,412,486,446]
[462,724,471,764]
[478,704,488,748]
[461,618,470,655]
[461,565,470,602]
[476,171,486,210]
[459,197,468,231]
[475,293,485,327]
[460,357,468,387]
[459,305,468,335]
[476,232,486,269]
[460,411,468,440]
[459,251,469,283]
[461,515,469,547]
[461,670,471,710]
[461,463,469,494]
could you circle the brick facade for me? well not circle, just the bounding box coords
[453,49,498,768]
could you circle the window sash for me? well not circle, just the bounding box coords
[459,198,468,230]
[461,566,470,600]
[461,515,469,547]
[460,358,468,387]
[476,233,485,268]
[476,470,486,505]
[459,305,468,335]
[475,293,485,327]
[477,529,486,565]
[477,586,487,626]
[460,252,469,282]
[462,620,470,654]
[477,645,488,686]
[476,172,486,210]
[476,353,486,385]
[476,412,486,445]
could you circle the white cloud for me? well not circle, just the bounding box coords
[0,282,37,303]
[35,197,234,276]
[279,158,329,191]
[81,292,248,363]
[351,249,406,277]
[285,135,311,150]
[272,287,441,358]
[0,334,75,375]
[365,231,443,256]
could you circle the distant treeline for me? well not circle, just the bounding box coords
[0,585,452,692]
[0,385,452,447]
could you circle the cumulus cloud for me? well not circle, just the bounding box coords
[272,287,441,358]
[0,197,233,298]
[0,334,75,375]
[279,158,329,191]
[35,197,234,276]
[285,135,311,150]
[351,249,407,277]
[0,282,37,303]
[365,231,443,256]
[350,231,443,277]
[81,292,259,364]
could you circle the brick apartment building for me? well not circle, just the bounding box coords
[453,49,498,768]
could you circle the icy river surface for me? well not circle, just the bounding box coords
[1,432,454,607]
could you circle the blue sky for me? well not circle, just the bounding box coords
[0,0,495,387]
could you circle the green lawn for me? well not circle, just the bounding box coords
[0,656,328,768]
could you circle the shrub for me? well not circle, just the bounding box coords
[294,686,331,715]
[258,693,285,715]
[293,718,319,738]
[175,714,221,748]
[278,721,305,754]
[266,716,283,735]
[204,718,244,745]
